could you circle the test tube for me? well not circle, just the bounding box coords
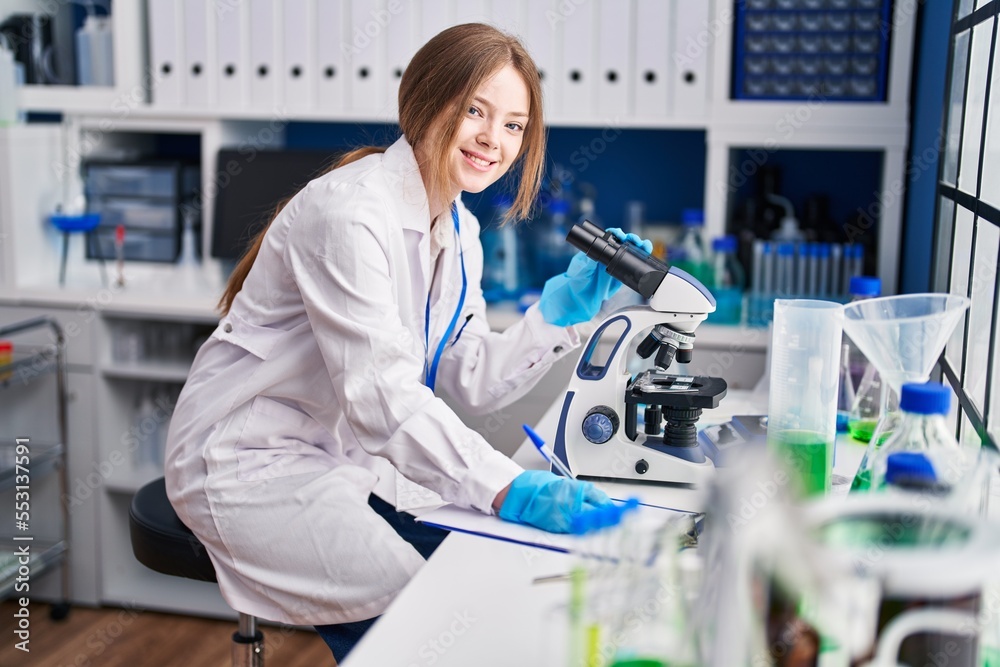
[817,243,830,298]
[762,242,775,324]
[851,244,864,283]
[752,240,764,325]
[841,245,855,295]
[830,243,842,301]
[807,243,819,297]
[777,242,795,297]
[796,242,808,297]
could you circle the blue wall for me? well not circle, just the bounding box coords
[284,122,707,230]
[900,1,952,294]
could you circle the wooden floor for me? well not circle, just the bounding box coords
[0,601,336,666]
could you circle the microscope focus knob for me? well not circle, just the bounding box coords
[582,406,619,444]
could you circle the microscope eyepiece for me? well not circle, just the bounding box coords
[566,221,671,299]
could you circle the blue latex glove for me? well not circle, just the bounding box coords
[538,227,654,326]
[498,470,615,534]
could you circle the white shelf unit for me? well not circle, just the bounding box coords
[702,0,917,296]
[12,0,148,113]
[0,0,917,620]
[92,311,228,615]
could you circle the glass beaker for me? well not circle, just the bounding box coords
[842,294,971,492]
[767,299,844,497]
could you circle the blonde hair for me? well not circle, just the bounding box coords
[219,23,545,314]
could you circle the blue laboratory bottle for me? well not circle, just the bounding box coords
[868,383,972,496]
[708,235,745,325]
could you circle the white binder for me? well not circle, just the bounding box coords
[672,0,709,118]
[418,0,454,45]
[147,0,184,107]
[182,0,211,109]
[488,0,521,37]
[281,0,316,112]
[248,0,278,111]
[524,0,556,114]
[559,0,596,118]
[348,0,386,114]
[596,0,632,119]
[215,0,247,109]
[385,2,416,119]
[454,0,488,25]
[316,0,348,113]
[633,0,671,119]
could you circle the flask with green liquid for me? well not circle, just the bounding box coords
[854,382,971,495]
[841,276,882,442]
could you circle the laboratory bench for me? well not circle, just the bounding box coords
[0,272,769,619]
[340,392,873,667]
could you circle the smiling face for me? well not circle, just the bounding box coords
[441,64,530,202]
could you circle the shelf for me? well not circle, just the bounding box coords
[0,539,68,599]
[17,85,120,114]
[0,442,63,493]
[0,346,58,385]
[100,360,191,383]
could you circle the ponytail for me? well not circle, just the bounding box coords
[217,146,388,315]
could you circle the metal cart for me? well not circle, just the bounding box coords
[0,316,71,620]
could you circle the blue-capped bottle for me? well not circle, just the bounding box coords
[673,208,711,286]
[866,383,974,496]
[708,235,745,325]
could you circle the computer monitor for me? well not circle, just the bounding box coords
[211,149,339,261]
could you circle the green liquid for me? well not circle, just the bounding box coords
[850,468,872,492]
[609,660,669,667]
[982,646,1000,667]
[770,430,831,497]
[848,418,878,442]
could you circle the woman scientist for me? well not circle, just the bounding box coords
[165,23,647,661]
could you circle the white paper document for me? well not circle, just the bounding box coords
[415,498,696,556]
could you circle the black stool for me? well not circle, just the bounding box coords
[129,477,265,666]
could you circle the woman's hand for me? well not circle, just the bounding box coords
[495,470,614,533]
[537,228,653,326]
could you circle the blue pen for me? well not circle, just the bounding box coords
[522,424,575,479]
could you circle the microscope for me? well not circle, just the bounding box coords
[551,222,728,486]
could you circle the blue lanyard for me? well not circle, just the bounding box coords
[424,203,467,392]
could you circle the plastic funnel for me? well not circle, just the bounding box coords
[842,293,970,393]
[842,294,970,476]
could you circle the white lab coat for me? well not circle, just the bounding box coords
[164,136,583,625]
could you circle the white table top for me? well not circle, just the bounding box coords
[342,389,873,667]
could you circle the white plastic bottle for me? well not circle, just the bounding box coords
[76,15,115,86]
[870,383,974,497]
